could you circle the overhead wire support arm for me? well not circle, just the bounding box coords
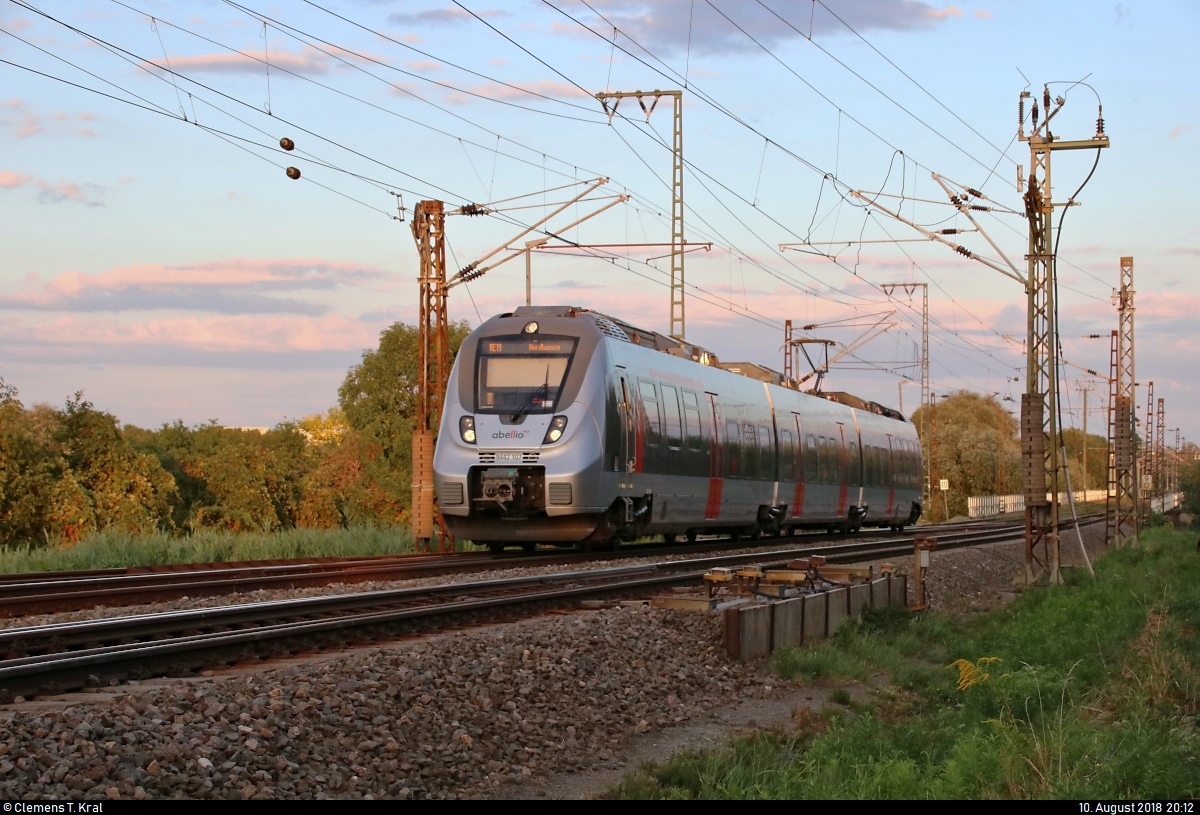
[794,311,897,387]
[453,192,631,288]
[446,177,614,289]
[930,173,1024,282]
[847,190,1026,285]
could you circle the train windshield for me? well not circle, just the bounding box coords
[475,335,578,415]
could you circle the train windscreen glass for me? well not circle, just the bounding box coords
[475,335,577,414]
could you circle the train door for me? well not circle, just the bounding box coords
[616,368,638,474]
[705,393,723,519]
[790,413,805,518]
[836,423,849,517]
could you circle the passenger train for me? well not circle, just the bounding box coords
[433,306,923,551]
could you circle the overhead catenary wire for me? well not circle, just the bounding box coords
[7,0,1048,388]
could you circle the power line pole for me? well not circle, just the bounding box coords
[1144,380,1155,524]
[1017,86,1110,585]
[882,282,930,518]
[1075,380,1091,491]
[411,200,451,553]
[783,319,794,382]
[1107,257,1138,546]
[597,90,685,338]
[1156,397,1165,507]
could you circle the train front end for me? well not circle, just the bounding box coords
[433,307,612,549]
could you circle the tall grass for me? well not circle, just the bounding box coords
[608,528,1200,799]
[0,526,417,573]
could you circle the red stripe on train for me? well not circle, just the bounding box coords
[791,482,805,518]
[705,477,723,520]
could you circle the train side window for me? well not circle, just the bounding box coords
[815,436,826,483]
[805,434,818,481]
[848,441,860,487]
[883,442,893,486]
[743,423,759,478]
[779,430,794,481]
[682,391,702,451]
[865,445,876,487]
[661,384,683,449]
[725,420,742,477]
[638,380,662,445]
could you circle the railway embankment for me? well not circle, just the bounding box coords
[601,526,1200,799]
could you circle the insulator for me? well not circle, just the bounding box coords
[279,137,295,151]
[1043,86,1051,112]
[285,166,301,180]
[460,203,486,216]
[1018,96,1025,130]
[1031,101,1039,129]
[459,264,483,282]
[966,187,983,199]
[938,229,959,235]
[953,245,972,258]
[970,205,989,212]
[1096,105,1105,137]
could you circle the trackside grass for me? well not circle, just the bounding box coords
[0,527,417,574]
[607,528,1200,799]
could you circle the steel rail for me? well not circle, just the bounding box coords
[0,518,1018,617]
[0,517,1101,699]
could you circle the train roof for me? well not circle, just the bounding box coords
[502,305,906,422]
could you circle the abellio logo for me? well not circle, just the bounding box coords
[491,430,527,439]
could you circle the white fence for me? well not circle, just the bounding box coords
[968,490,1107,519]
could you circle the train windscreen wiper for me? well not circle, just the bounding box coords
[510,366,550,422]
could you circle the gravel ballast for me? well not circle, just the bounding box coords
[0,606,768,800]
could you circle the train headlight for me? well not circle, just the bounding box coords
[523,321,539,334]
[543,415,568,444]
[459,416,477,444]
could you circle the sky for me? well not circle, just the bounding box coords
[0,0,1197,448]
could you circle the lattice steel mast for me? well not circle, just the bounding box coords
[1017,86,1109,584]
[1106,256,1138,546]
[597,90,685,338]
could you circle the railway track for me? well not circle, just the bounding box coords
[0,516,1099,699]
[0,518,1015,617]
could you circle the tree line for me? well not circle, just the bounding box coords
[0,321,470,547]
[2,324,1193,547]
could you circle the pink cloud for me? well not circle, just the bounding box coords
[150,50,325,75]
[405,60,441,71]
[445,80,593,104]
[19,314,382,354]
[0,258,388,314]
[0,169,107,205]
[1170,124,1192,139]
[931,5,965,20]
[1,99,99,138]
[974,9,993,19]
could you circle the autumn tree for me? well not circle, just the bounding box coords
[337,320,472,516]
[911,391,1021,520]
[0,387,178,546]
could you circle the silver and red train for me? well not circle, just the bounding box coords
[433,306,922,551]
